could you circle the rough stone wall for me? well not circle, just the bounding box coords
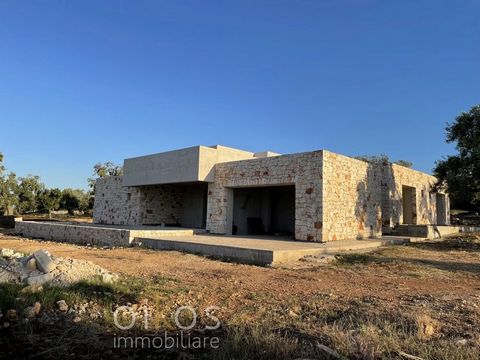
[93,177,192,226]
[93,177,207,227]
[15,221,132,246]
[93,176,141,225]
[207,151,323,241]
[381,164,449,228]
[139,185,185,225]
[322,151,382,240]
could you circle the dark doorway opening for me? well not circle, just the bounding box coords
[402,185,417,224]
[232,185,295,237]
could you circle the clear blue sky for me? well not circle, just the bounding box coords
[1,1,478,190]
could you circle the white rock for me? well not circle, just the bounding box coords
[33,250,55,273]
[56,300,68,312]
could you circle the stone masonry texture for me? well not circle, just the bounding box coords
[380,164,450,229]
[93,177,197,226]
[93,176,141,225]
[322,151,382,241]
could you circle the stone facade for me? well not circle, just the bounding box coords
[206,151,323,241]
[92,145,450,242]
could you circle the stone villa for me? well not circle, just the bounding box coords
[92,145,450,242]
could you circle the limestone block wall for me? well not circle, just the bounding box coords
[322,151,382,240]
[93,176,141,225]
[206,151,323,241]
[381,164,449,228]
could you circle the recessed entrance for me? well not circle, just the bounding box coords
[402,185,417,224]
[140,182,208,228]
[231,185,295,237]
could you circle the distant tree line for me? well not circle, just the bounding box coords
[0,154,91,216]
[0,155,123,216]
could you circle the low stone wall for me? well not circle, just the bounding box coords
[15,221,132,247]
[393,224,480,239]
[14,221,206,247]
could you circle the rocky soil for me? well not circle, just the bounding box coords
[0,247,117,287]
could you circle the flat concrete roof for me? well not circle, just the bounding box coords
[122,145,280,186]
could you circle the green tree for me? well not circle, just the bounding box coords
[0,173,18,215]
[37,188,62,217]
[16,175,45,214]
[0,152,19,215]
[434,104,480,210]
[88,161,123,190]
[355,154,413,168]
[60,188,91,215]
[60,189,80,215]
[355,154,390,166]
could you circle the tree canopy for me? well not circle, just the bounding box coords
[434,104,480,210]
[0,152,18,215]
[355,154,413,168]
[88,161,123,190]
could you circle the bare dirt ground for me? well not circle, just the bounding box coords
[1,229,479,359]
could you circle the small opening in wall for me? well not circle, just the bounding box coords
[127,193,131,201]
[421,189,425,197]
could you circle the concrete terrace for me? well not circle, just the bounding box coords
[14,220,413,266]
[138,233,410,266]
